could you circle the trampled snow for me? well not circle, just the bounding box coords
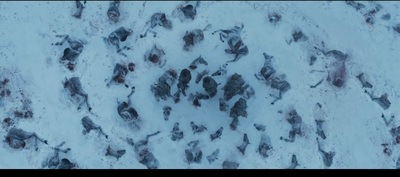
[0,1,400,169]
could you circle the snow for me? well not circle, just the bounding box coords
[1,1,400,169]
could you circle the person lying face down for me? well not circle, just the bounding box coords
[364,90,391,110]
[163,106,172,121]
[317,137,335,167]
[189,56,208,70]
[177,69,192,97]
[144,45,166,67]
[104,27,132,54]
[140,12,172,38]
[212,24,249,63]
[210,127,223,141]
[72,1,86,19]
[190,121,207,134]
[107,63,134,88]
[255,53,276,82]
[258,133,272,158]
[107,1,120,22]
[206,149,219,164]
[117,87,140,123]
[287,154,299,169]
[222,160,239,169]
[177,1,200,20]
[105,145,126,160]
[185,140,202,164]
[53,35,86,71]
[171,122,184,141]
[280,110,302,143]
[81,116,108,139]
[269,75,291,105]
[229,98,247,130]
[63,77,91,112]
[126,131,161,169]
[236,133,250,155]
[183,29,204,51]
[5,127,48,150]
[356,73,373,88]
[222,73,247,101]
[151,70,178,101]
[42,142,72,169]
[202,76,217,98]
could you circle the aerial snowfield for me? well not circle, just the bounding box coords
[1,1,400,169]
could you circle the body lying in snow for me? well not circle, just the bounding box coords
[222,160,239,169]
[365,90,391,110]
[287,154,299,169]
[126,131,161,169]
[254,123,266,132]
[107,63,129,88]
[171,122,184,141]
[229,98,247,130]
[189,56,208,70]
[177,69,192,96]
[63,77,91,111]
[314,103,327,140]
[269,75,291,105]
[107,1,120,22]
[81,116,108,139]
[176,1,200,20]
[104,27,132,54]
[195,69,208,84]
[190,121,207,134]
[206,149,219,164]
[151,70,178,101]
[163,106,172,121]
[42,142,71,169]
[210,127,223,141]
[212,64,227,77]
[140,12,172,38]
[236,133,250,155]
[222,73,247,101]
[317,137,335,167]
[212,24,249,63]
[202,76,218,98]
[183,29,204,51]
[117,87,140,123]
[54,35,86,70]
[144,45,166,67]
[5,127,48,150]
[258,133,272,158]
[106,145,126,160]
[356,73,373,88]
[72,1,86,19]
[185,140,202,164]
[280,110,302,143]
[255,53,276,82]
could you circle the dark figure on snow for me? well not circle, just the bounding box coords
[54,35,86,71]
[177,69,192,96]
[107,1,120,22]
[140,12,172,38]
[81,116,108,139]
[104,27,132,54]
[63,77,91,111]
[183,29,204,51]
[151,70,178,101]
[5,127,48,150]
[72,1,86,19]
[280,110,302,143]
[212,24,249,62]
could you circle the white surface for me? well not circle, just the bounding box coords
[0,1,399,169]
